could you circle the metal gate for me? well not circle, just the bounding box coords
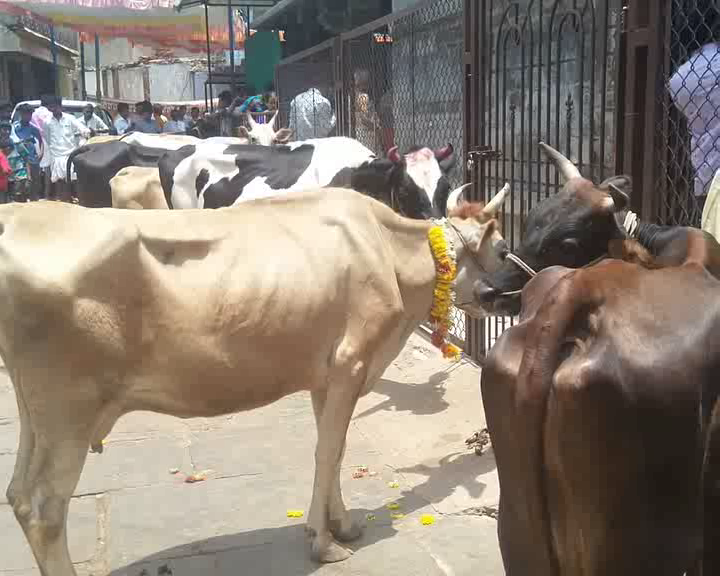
[464,0,623,359]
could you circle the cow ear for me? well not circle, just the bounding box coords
[436,144,456,173]
[599,175,631,212]
[237,126,250,138]
[274,128,292,144]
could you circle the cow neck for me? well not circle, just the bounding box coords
[427,219,462,360]
[376,210,438,339]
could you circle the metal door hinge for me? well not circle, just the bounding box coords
[467,146,502,169]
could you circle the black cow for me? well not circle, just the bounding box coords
[68,141,169,208]
[474,142,720,314]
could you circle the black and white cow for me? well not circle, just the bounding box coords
[68,133,249,208]
[158,137,458,218]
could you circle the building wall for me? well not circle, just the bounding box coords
[148,63,196,102]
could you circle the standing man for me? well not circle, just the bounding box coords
[43,96,89,202]
[129,101,160,134]
[289,87,336,140]
[114,102,131,135]
[79,104,109,137]
[32,94,54,198]
[12,104,44,201]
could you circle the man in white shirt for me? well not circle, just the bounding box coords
[114,102,131,135]
[288,88,336,141]
[43,97,90,202]
[79,104,109,138]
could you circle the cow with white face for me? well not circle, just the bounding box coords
[159,138,458,219]
[237,111,292,146]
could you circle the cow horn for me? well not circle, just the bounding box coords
[247,112,257,128]
[482,182,510,216]
[538,141,582,180]
[269,110,278,129]
[446,183,472,214]
[434,143,453,161]
[388,146,402,164]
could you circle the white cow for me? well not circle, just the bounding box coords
[3,184,508,573]
[111,166,167,209]
[238,111,292,146]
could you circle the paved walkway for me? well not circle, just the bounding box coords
[0,333,503,576]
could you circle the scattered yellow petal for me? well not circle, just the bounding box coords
[391,513,405,520]
[366,513,376,521]
[388,481,400,488]
[386,502,400,510]
[286,510,304,518]
[357,466,368,473]
[421,514,435,525]
[184,472,206,484]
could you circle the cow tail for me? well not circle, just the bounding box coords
[515,269,597,575]
[66,145,90,186]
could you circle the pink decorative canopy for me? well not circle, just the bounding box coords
[0,0,245,51]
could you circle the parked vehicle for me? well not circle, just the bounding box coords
[11,100,116,135]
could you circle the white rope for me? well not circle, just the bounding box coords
[624,210,639,238]
[504,253,538,278]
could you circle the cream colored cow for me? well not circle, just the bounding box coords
[111,166,168,210]
[3,184,508,574]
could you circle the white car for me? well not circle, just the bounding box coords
[11,100,116,135]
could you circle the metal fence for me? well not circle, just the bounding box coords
[275,38,339,141]
[464,0,622,357]
[654,0,720,226]
[275,0,467,344]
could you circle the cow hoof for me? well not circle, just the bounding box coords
[329,518,363,542]
[311,533,353,563]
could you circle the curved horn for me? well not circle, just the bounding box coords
[538,141,581,180]
[434,143,454,161]
[388,146,402,164]
[446,183,472,214]
[482,182,510,216]
[247,112,257,128]
[269,110,278,129]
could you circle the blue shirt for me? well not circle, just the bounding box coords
[114,115,130,135]
[12,122,41,165]
[129,117,160,134]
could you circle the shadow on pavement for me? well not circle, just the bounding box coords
[109,446,496,576]
[353,371,451,420]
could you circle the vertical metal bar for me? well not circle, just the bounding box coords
[80,41,87,100]
[411,12,416,146]
[228,0,236,96]
[601,0,612,181]
[538,0,544,202]
[50,24,58,95]
[94,34,101,103]
[589,2,598,180]
[527,1,534,212]
[205,1,214,112]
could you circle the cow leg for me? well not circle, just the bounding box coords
[310,389,362,543]
[6,374,34,510]
[307,362,364,563]
[10,402,91,576]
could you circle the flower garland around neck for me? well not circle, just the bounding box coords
[428,221,462,361]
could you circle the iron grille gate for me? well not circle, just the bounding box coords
[464,0,623,359]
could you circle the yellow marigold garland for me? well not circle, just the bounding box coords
[428,224,462,361]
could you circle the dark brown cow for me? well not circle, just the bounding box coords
[481,254,720,575]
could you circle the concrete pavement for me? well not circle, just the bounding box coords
[0,333,503,576]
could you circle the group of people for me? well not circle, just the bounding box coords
[0,87,278,205]
[112,100,202,136]
[0,96,88,204]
